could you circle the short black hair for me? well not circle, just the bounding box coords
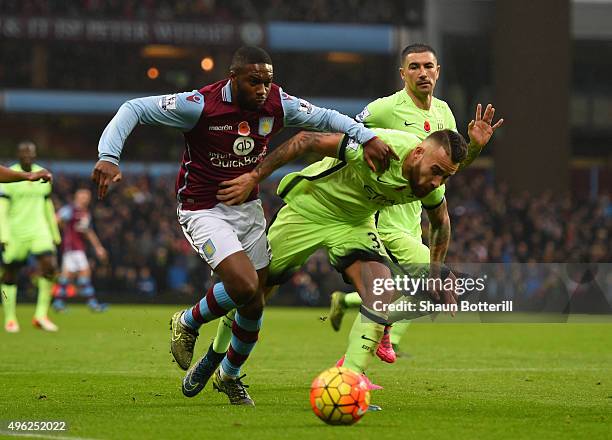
[400,43,437,64]
[230,46,272,72]
[427,129,467,164]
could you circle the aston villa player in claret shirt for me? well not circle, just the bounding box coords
[53,188,108,313]
[92,46,398,405]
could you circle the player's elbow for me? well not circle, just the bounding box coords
[432,212,450,231]
[293,131,316,153]
[122,100,142,116]
[120,98,150,123]
[427,203,450,230]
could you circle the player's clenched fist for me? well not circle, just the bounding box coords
[91,160,122,200]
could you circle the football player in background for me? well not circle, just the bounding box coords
[0,141,60,333]
[52,188,108,312]
[329,44,503,363]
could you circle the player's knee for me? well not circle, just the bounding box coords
[1,270,17,284]
[225,274,259,304]
[38,257,57,278]
[40,265,57,280]
[239,293,265,320]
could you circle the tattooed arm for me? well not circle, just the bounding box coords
[252,132,342,184]
[459,141,485,171]
[216,131,343,205]
[424,198,460,309]
[425,198,451,270]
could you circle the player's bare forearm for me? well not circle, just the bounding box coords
[0,166,51,183]
[251,131,342,183]
[429,220,450,264]
[0,166,27,182]
[85,229,102,249]
[217,132,342,205]
[423,203,453,307]
[459,141,483,170]
[86,229,107,260]
[426,200,451,267]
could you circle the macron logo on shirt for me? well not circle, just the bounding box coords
[187,94,201,103]
[209,125,233,131]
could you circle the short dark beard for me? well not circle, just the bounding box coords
[402,153,417,186]
[235,83,258,111]
[406,163,427,198]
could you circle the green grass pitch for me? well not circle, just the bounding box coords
[1,305,610,439]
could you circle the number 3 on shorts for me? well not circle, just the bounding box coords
[367,232,381,249]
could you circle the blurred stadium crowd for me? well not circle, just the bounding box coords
[3,0,422,24]
[445,174,610,265]
[42,171,610,307]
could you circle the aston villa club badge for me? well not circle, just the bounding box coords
[258,117,274,136]
[238,121,251,136]
[424,120,431,132]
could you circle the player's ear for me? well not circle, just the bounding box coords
[435,64,441,80]
[399,67,405,82]
[413,145,425,161]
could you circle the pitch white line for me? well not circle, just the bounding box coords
[0,370,174,377]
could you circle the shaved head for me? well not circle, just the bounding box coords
[18,141,36,154]
[17,141,37,171]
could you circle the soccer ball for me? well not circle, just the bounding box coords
[309,366,370,425]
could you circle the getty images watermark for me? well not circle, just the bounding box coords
[359,263,612,323]
[370,274,513,313]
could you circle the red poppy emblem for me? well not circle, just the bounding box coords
[238,121,251,136]
[424,120,431,132]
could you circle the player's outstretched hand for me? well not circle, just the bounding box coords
[467,103,504,148]
[91,160,122,200]
[363,137,399,173]
[28,169,53,182]
[217,172,258,206]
